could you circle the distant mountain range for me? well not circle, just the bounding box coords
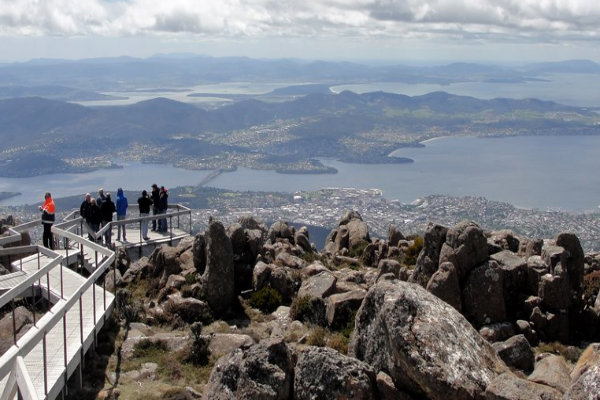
[1,56,599,92]
[0,89,598,177]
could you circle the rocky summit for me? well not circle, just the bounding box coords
[1,212,600,399]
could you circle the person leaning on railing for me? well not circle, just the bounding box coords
[39,192,55,249]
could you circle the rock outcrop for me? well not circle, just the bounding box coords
[350,280,509,399]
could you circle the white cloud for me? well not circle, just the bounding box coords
[0,0,599,43]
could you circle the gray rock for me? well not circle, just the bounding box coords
[541,245,567,273]
[294,229,311,253]
[376,371,416,400]
[556,232,585,295]
[409,222,448,287]
[350,280,508,400]
[0,306,33,354]
[462,261,506,326]
[426,261,462,311]
[149,245,183,286]
[326,289,366,329]
[294,346,377,400]
[208,333,255,359]
[205,337,295,400]
[388,225,405,247]
[484,372,562,400]
[333,225,350,254]
[274,252,305,269]
[376,258,401,280]
[164,293,213,324]
[440,221,489,282]
[564,364,600,400]
[523,238,544,258]
[268,221,295,243]
[346,218,370,252]
[201,220,235,316]
[527,354,571,394]
[479,323,516,343]
[492,334,534,372]
[297,271,336,299]
[192,232,206,273]
[539,273,570,311]
[489,230,520,253]
[526,256,548,296]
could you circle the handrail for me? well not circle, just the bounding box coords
[0,213,116,397]
[0,249,62,310]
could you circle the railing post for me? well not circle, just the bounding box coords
[43,331,48,397]
[12,301,17,345]
[113,256,117,295]
[63,313,68,396]
[79,296,84,372]
[169,215,173,245]
[60,261,64,299]
[46,271,51,312]
[32,283,37,326]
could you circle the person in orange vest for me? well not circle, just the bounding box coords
[39,192,55,249]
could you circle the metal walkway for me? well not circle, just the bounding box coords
[0,204,192,400]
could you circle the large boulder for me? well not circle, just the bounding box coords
[440,221,488,282]
[492,335,534,372]
[409,223,448,287]
[205,337,294,400]
[484,372,562,400]
[527,354,572,394]
[164,293,213,324]
[462,261,506,326]
[426,261,462,311]
[201,220,235,316]
[326,289,367,329]
[556,232,585,296]
[350,280,508,400]
[192,232,206,273]
[0,306,33,354]
[149,245,182,286]
[294,346,377,400]
[388,225,405,247]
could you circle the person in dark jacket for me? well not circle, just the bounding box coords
[150,183,160,231]
[80,193,93,240]
[116,188,128,241]
[137,190,153,240]
[88,198,102,242]
[100,192,116,246]
[39,192,55,249]
[158,186,168,232]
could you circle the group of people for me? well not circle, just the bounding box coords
[40,184,169,249]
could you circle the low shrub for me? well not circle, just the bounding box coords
[248,286,283,313]
[290,295,326,326]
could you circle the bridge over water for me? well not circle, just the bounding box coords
[0,205,192,399]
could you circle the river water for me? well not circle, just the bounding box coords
[2,135,599,212]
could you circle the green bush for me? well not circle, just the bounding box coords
[133,339,169,358]
[349,240,370,258]
[306,327,327,347]
[290,295,326,326]
[248,286,283,313]
[404,235,424,266]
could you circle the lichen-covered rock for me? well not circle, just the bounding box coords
[376,371,416,400]
[164,293,213,324]
[149,245,183,286]
[440,220,488,282]
[205,337,294,400]
[0,306,33,354]
[556,232,585,295]
[297,271,336,299]
[350,280,508,400]
[192,232,206,273]
[479,323,515,343]
[376,259,402,280]
[326,289,366,329]
[294,346,377,400]
[484,372,562,400]
[409,223,448,287]
[388,225,405,247]
[565,364,600,400]
[201,220,235,317]
[426,261,461,311]
[208,333,255,359]
[462,261,506,326]
[492,335,534,372]
[489,230,520,253]
[527,354,572,394]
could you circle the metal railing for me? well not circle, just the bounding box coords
[0,214,116,399]
[0,203,192,399]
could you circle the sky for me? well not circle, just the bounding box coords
[1,0,600,64]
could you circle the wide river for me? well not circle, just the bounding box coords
[1,135,599,212]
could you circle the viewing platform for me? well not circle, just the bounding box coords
[0,204,192,399]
